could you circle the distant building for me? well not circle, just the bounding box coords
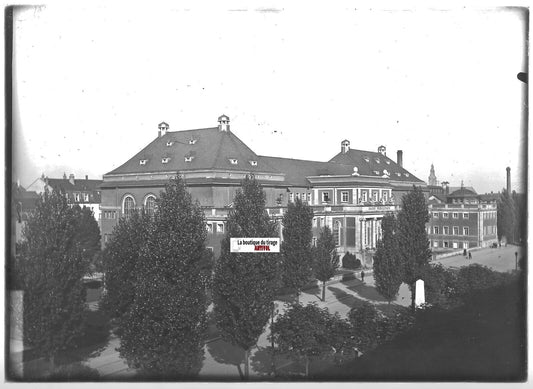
[428,163,438,186]
[427,184,498,252]
[26,173,103,223]
[12,182,39,243]
[100,115,426,262]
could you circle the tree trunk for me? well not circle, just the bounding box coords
[244,348,250,379]
[322,281,326,301]
[305,356,310,377]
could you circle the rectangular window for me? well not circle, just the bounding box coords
[207,247,214,253]
[452,212,458,219]
[443,226,449,235]
[433,241,438,248]
[289,193,294,202]
[463,227,469,236]
[463,213,469,219]
[433,226,439,234]
[433,212,439,218]
[312,237,317,247]
[295,193,301,200]
[453,226,459,235]
[453,242,458,249]
[218,223,224,234]
[322,192,330,202]
[206,223,213,233]
[382,191,388,202]
[341,191,349,202]
[463,242,469,249]
[362,191,368,202]
[74,193,81,202]
[444,241,449,248]
[443,212,449,218]
[307,193,312,203]
[312,218,317,227]
[104,234,109,243]
[372,191,378,201]
[83,193,89,202]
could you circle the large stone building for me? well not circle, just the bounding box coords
[100,115,426,265]
[427,184,498,252]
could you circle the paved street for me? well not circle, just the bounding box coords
[75,244,523,379]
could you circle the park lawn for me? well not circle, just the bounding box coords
[316,275,526,381]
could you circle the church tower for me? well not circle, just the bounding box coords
[428,164,438,186]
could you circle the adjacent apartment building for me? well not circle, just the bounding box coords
[427,185,498,252]
[100,115,426,265]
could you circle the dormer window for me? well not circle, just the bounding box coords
[162,157,171,164]
[352,167,359,176]
[373,170,380,175]
[374,158,380,164]
[383,169,390,177]
[396,172,401,177]
[385,160,391,165]
[249,160,258,166]
[189,139,197,145]
[140,159,148,165]
[404,173,410,177]
[185,156,194,162]
[166,141,173,146]
[229,158,238,165]
[363,157,370,162]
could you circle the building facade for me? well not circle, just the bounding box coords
[100,115,426,265]
[427,186,498,252]
[26,174,103,223]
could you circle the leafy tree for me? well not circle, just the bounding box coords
[453,264,500,303]
[373,214,403,304]
[72,205,101,272]
[270,303,331,377]
[119,177,210,378]
[325,312,357,364]
[313,226,339,302]
[397,186,432,310]
[16,188,91,364]
[101,211,151,324]
[419,263,457,307]
[497,189,516,244]
[281,197,314,302]
[348,302,380,353]
[212,175,280,379]
[342,252,361,270]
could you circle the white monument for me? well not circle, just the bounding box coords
[415,279,425,308]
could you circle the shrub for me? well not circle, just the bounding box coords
[342,252,361,270]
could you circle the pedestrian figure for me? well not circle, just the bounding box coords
[468,252,472,260]
[361,270,365,283]
[463,249,467,257]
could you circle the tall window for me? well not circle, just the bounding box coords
[453,226,459,235]
[452,212,458,219]
[307,192,312,203]
[341,191,349,202]
[463,212,469,219]
[144,195,156,217]
[83,193,89,202]
[123,195,135,219]
[289,193,294,202]
[322,192,330,202]
[382,191,388,202]
[443,226,449,235]
[443,212,449,218]
[334,221,342,245]
[463,227,469,236]
[433,226,439,234]
[74,193,81,202]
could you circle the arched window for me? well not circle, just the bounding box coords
[144,195,156,217]
[334,221,342,246]
[123,195,136,219]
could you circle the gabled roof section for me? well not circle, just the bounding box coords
[46,178,103,193]
[106,128,281,175]
[329,149,424,183]
[258,156,355,186]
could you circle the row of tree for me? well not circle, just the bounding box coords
[372,187,432,309]
[497,189,526,245]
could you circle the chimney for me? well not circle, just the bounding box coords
[397,150,403,167]
[341,140,350,154]
[218,114,230,132]
[85,175,88,180]
[69,174,75,185]
[63,172,67,179]
[506,167,511,193]
[158,122,169,137]
[378,145,386,156]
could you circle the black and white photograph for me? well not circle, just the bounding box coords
[6,2,528,382]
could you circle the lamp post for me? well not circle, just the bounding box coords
[515,251,518,271]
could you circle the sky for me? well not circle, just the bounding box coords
[11,3,528,193]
